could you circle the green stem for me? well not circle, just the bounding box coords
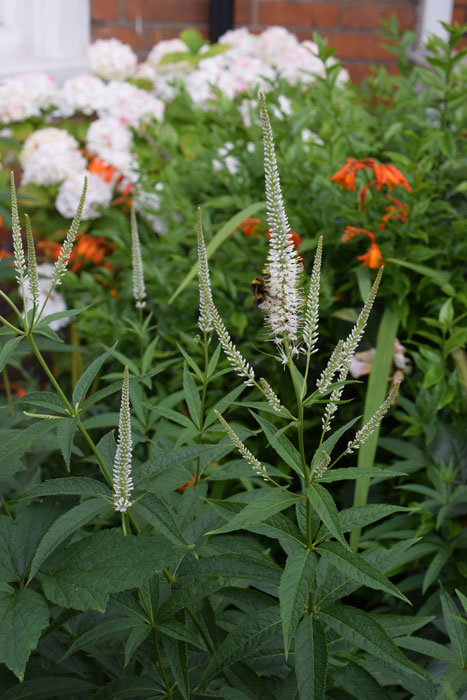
[77,420,113,485]
[186,606,215,654]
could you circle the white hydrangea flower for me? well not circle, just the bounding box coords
[0,73,57,123]
[212,142,240,175]
[88,39,137,81]
[20,263,70,330]
[256,26,300,66]
[53,73,107,117]
[56,172,113,221]
[97,80,165,126]
[20,128,86,186]
[86,117,138,182]
[218,27,259,54]
[134,185,168,234]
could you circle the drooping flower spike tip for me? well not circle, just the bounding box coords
[215,410,267,479]
[113,366,134,513]
[259,91,303,353]
[52,176,87,286]
[10,172,26,285]
[197,209,214,334]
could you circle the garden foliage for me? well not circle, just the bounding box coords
[0,19,466,699]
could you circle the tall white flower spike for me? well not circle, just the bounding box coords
[259,92,303,354]
[130,206,146,309]
[25,215,39,308]
[196,209,214,334]
[10,173,26,286]
[113,367,134,512]
[215,410,267,479]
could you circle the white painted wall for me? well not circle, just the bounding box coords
[0,0,90,80]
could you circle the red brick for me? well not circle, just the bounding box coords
[382,6,417,30]
[323,32,393,60]
[454,0,467,5]
[143,25,209,51]
[235,0,255,25]
[91,25,144,50]
[258,2,339,28]
[453,6,467,21]
[126,0,209,23]
[345,60,398,84]
[341,6,383,30]
[91,0,121,21]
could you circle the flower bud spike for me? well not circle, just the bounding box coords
[113,366,134,513]
[52,176,87,286]
[131,205,146,309]
[197,208,213,333]
[215,410,267,478]
[259,377,283,413]
[302,235,323,354]
[346,382,400,454]
[197,211,255,385]
[259,92,303,353]
[25,214,39,308]
[10,172,26,284]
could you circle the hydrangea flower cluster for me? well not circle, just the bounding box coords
[20,128,86,186]
[88,38,138,81]
[0,73,57,123]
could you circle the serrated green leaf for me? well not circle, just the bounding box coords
[56,416,78,470]
[0,589,49,680]
[135,444,220,484]
[165,635,190,700]
[422,547,450,594]
[0,336,23,373]
[253,413,303,477]
[307,484,346,548]
[183,361,202,429]
[279,550,316,656]
[0,420,57,472]
[338,504,412,533]
[28,498,109,582]
[89,675,163,700]
[0,515,17,583]
[373,614,434,638]
[1,677,96,700]
[440,585,467,666]
[330,660,391,700]
[295,615,327,700]
[313,417,361,465]
[148,404,194,428]
[319,604,423,677]
[19,391,68,414]
[42,530,183,612]
[158,620,205,650]
[157,579,226,620]
[317,541,409,603]
[315,467,406,483]
[179,553,281,585]
[199,606,281,687]
[208,489,300,535]
[63,617,142,659]
[397,636,457,665]
[17,477,111,501]
[72,343,116,407]
[124,624,150,667]
[133,495,189,547]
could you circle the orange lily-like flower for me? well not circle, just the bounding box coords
[177,474,202,492]
[331,158,411,210]
[379,195,410,229]
[37,234,115,273]
[241,217,263,237]
[342,226,384,269]
[88,156,118,183]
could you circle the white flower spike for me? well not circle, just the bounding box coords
[113,366,134,512]
[131,206,146,309]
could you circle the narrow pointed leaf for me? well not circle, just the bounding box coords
[295,615,327,700]
[62,618,141,659]
[315,467,406,483]
[279,549,316,656]
[72,343,116,407]
[0,589,49,681]
[208,489,300,535]
[440,585,467,666]
[183,361,202,429]
[253,413,303,477]
[56,417,79,470]
[0,336,23,373]
[307,484,347,548]
[17,477,111,501]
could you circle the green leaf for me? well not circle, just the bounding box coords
[135,444,221,484]
[0,589,49,680]
[19,391,68,414]
[422,546,450,593]
[330,660,391,700]
[1,677,96,699]
[0,336,23,373]
[56,416,78,469]
[279,550,316,656]
[169,201,266,304]
[164,636,190,700]
[397,636,458,665]
[313,416,361,465]
[17,477,111,501]
[0,420,57,475]
[319,604,423,677]
[317,541,409,603]
[315,467,406,483]
[183,361,202,429]
[89,676,163,699]
[199,606,281,687]
[158,620,205,650]
[307,484,347,548]
[181,27,204,53]
[124,625,150,667]
[42,530,182,612]
[179,553,281,585]
[373,614,434,638]
[63,618,141,659]
[28,498,109,582]
[147,404,194,429]
[440,585,467,666]
[72,343,116,407]
[207,489,300,535]
[133,495,189,547]
[204,384,245,428]
[295,615,327,700]
[338,504,412,533]
[253,413,303,477]
[0,516,17,582]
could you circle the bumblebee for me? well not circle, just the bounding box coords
[251,275,268,309]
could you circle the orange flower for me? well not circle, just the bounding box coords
[331,158,411,209]
[70,234,115,273]
[379,195,410,229]
[241,217,263,237]
[36,240,62,260]
[9,381,26,398]
[374,164,411,193]
[330,158,375,191]
[358,241,384,268]
[177,474,201,492]
[88,156,117,183]
[0,249,13,259]
[342,226,384,269]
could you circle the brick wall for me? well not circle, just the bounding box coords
[91,0,465,83]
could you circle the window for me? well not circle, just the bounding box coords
[0,0,90,80]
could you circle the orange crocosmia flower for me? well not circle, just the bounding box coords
[177,474,201,492]
[0,249,13,259]
[69,234,115,273]
[241,217,263,237]
[358,241,384,268]
[375,164,412,193]
[342,226,375,243]
[88,156,117,183]
[36,240,62,260]
[9,381,26,399]
[330,158,374,191]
